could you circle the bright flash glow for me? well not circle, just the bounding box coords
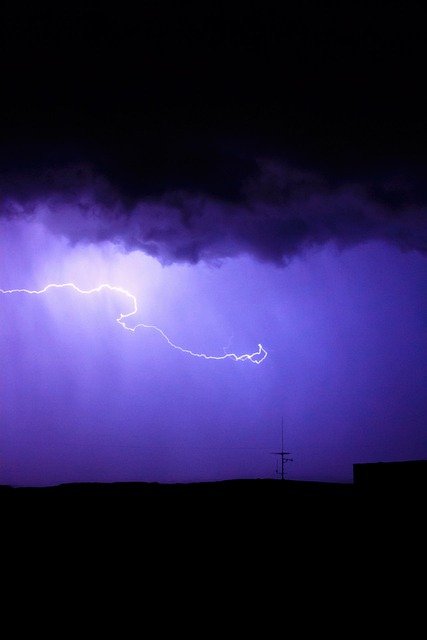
[0,282,267,364]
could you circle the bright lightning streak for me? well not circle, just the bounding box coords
[0,283,268,364]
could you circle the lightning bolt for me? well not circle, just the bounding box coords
[0,283,268,364]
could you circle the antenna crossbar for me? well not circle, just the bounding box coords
[271,417,293,480]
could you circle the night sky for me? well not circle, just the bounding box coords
[1,3,426,487]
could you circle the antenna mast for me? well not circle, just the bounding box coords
[271,417,293,480]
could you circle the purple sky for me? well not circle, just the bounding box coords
[1,4,426,486]
[1,181,426,486]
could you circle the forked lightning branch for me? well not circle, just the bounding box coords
[0,283,267,364]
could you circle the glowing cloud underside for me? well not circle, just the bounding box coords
[0,283,267,364]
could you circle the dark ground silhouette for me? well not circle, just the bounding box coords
[2,475,425,532]
[2,476,424,600]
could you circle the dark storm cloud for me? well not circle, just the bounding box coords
[1,159,426,266]
[1,3,426,267]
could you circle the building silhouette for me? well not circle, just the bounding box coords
[353,460,427,496]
